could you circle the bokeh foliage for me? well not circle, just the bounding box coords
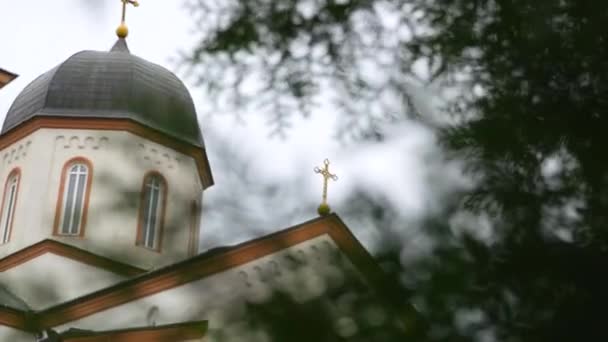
[183,0,608,340]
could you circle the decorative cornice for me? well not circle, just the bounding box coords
[0,116,213,189]
[0,239,146,277]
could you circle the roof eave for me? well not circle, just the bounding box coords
[0,68,18,89]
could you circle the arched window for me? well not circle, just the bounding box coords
[0,169,20,244]
[137,173,167,250]
[54,158,92,236]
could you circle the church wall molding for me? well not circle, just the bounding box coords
[138,143,181,170]
[0,117,213,189]
[2,140,31,167]
[0,239,146,277]
[55,135,109,151]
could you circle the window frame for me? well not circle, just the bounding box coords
[53,157,93,237]
[136,171,167,252]
[0,168,21,244]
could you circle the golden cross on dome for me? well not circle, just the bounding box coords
[116,0,140,38]
[314,159,338,215]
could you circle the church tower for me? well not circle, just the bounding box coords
[0,36,213,269]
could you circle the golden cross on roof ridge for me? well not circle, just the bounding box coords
[116,0,140,38]
[314,158,338,215]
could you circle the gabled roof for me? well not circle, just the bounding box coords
[0,239,146,277]
[0,214,421,334]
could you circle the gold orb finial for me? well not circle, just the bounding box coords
[116,23,129,38]
[116,0,140,38]
[317,203,331,216]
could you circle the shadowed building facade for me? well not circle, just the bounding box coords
[0,34,421,341]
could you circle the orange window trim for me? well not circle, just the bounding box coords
[135,171,168,253]
[53,157,94,238]
[0,167,21,244]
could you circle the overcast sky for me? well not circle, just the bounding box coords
[0,1,463,253]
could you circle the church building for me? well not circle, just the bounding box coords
[0,4,420,341]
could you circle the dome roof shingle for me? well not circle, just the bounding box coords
[3,39,204,147]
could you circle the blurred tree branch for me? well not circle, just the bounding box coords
[181,0,608,341]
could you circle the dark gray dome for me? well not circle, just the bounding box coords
[3,39,203,147]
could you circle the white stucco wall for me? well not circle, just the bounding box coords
[0,326,32,341]
[0,128,205,269]
[1,253,127,309]
[54,235,359,341]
